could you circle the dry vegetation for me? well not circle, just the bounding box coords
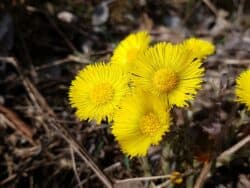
[0,0,250,187]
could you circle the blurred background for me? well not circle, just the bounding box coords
[0,0,250,187]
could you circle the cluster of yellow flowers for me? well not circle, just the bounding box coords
[69,31,249,157]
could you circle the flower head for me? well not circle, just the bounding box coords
[111,31,151,71]
[69,63,129,123]
[112,90,171,157]
[184,38,215,59]
[169,171,183,184]
[132,43,204,107]
[235,69,250,110]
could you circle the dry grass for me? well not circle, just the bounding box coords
[0,0,250,187]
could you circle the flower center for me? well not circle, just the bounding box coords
[153,68,178,93]
[139,112,161,136]
[90,83,114,105]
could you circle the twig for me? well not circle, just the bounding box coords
[0,56,45,124]
[80,162,121,186]
[26,5,77,52]
[207,57,250,65]
[202,0,218,16]
[0,56,17,66]
[35,54,90,71]
[0,104,36,145]
[26,79,113,188]
[0,174,17,186]
[0,153,65,185]
[236,0,245,25]
[217,135,250,163]
[194,161,212,188]
[114,170,194,185]
[18,31,38,78]
[221,59,250,65]
[56,127,113,188]
[114,174,171,184]
[70,146,83,188]
[1,56,113,188]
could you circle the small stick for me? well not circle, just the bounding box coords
[80,162,121,186]
[35,55,90,71]
[0,104,36,145]
[194,161,212,188]
[217,135,250,163]
[0,56,113,188]
[70,146,83,188]
[114,174,171,184]
[26,5,77,52]
[114,170,194,185]
[202,0,218,16]
[0,174,17,186]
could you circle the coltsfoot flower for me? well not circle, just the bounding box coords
[235,69,250,110]
[111,31,151,72]
[183,38,215,59]
[112,90,171,157]
[132,42,204,107]
[69,63,129,123]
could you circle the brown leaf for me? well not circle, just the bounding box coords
[0,104,36,145]
[139,13,154,31]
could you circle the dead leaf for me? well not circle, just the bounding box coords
[139,13,153,31]
[0,104,36,145]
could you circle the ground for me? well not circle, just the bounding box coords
[0,0,250,188]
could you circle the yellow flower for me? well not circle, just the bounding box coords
[112,90,171,157]
[169,171,183,184]
[184,38,215,59]
[132,43,204,107]
[69,63,129,123]
[111,31,151,71]
[235,69,250,110]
